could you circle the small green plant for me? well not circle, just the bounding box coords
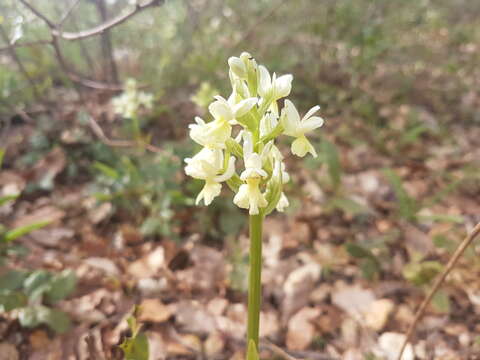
[0,149,76,333]
[0,269,76,333]
[383,168,465,224]
[92,147,187,238]
[120,307,149,360]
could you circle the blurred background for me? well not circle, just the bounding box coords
[1,0,480,359]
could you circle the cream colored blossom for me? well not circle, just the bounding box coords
[233,178,268,215]
[184,148,235,205]
[257,65,293,100]
[281,99,324,157]
[185,52,326,215]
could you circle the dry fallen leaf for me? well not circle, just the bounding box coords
[375,332,414,360]
[138,299,173,323]
[332,283,376,320]
[128,246,165,279]
[0,343,18,360]
[204,331,225,357]
[365,298,395,331]
[12,205,65,229]
[286,307,321,351]
[282,260,321,323]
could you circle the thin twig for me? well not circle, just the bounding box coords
[88,115,164,154]
[59,0,82,26]
[397,221,480,360]
[20,0,164,41]
[18,0,157,90]
[231,0,289,49]
[0,25,43,99]
[260,340,300,360]
[0,39,52,52]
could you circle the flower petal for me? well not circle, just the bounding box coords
[233,97,257,118]
[291,136,317,158]
[300,116,324,133]
[302,105,321,121]
[258,65,272,98]
[281,99,301,136]
[214,156,236,182]
[274,74,293,98]
[228,56,246,78]
[209,96,233,120]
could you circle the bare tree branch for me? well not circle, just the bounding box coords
[0,25,43,100]
[94,0,119,83]
[0,39,52,52]
[88,115,165,154]
[19,0,164,41]
[59,0,82,27]
[17,0,162,90]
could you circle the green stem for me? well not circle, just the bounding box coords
[247,213,263,350]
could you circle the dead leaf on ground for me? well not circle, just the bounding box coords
[12,205,65,229]
[0,343,18,360]
[286,307,321,351]
[138,299,173,323]
[128,246,165,279]
[332,282,376,321]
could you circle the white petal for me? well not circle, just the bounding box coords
[228,56,246,78]
[242,131,254,160]
[291,136,317,158]
[258,65,272,97]
[276,192,289,212]
[196,181,222,205]
[233,97,257,118]
[302,105,321,121]
[214,156,236,182]
[274,74,293,98]
[281,99,301,136]
[233,184,250,209]
[209,96,234,120]
[299,116,324,133]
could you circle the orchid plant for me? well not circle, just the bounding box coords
[184,53,324,357]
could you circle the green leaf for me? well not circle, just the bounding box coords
[18,306,71,333]
[0,194,19,207]
[0,270,27,291]
[329,196,368,216]
[120,311,149,360]
[18,306,42,328]
[360,258,381,280]
[321,139,342,190]
[383,169,418,220]
[0,291,27,312]
[94,161,119,179]
[403,260,442,286]
[345,243,375,259]
[246,339,259,360]
[0,149,4,168]
[24,270,52,301]
[3,220,51,243]
[417,214,464,224]
[121,333,149,360]
[45,270,76,304]
[432,290,450,314]
[43,308,71,333]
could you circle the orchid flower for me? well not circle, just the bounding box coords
[184,53,326,357]
[184,148,235,205]
[281,99,324,157]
